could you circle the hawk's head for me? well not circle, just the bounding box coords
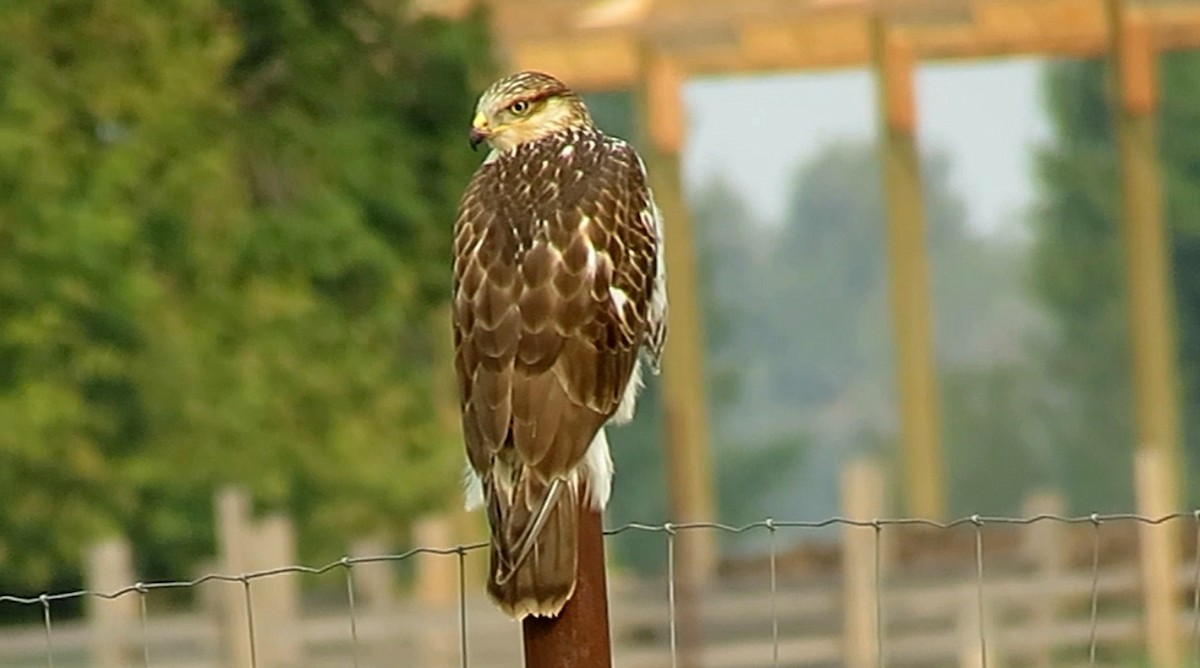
[469,71,594,153]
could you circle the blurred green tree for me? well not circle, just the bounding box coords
[1031,55,1200,512]
[0,0,492,593]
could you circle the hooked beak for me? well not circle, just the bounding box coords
[469,113,489,151]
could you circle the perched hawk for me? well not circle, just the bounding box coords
[452,71,667,619]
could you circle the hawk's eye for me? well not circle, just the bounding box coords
[509,100,531,115]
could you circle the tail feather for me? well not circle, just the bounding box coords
[486,473,579,619]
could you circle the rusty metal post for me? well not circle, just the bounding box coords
[522,508,612,667]
[870,17,945,519]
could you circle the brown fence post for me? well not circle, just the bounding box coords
[252,514,300,667]
[522,507,612,667]
[1135,449,1182,667]
[216,487,255,668]
[414,516,457,667]
[842,457,885,668]
[414,515,457,606]
[957,586,997,668]
[85,538,138,668]
[349,535,397,613]
[1021,490,1067,668]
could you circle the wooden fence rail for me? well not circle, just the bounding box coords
[3,563,1199,668]
[1,459,1194,668]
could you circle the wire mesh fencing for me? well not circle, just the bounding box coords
[4,509,1200,668]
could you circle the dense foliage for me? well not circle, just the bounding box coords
[0,0,492,592]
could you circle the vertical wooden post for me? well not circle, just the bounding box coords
[956,587,997,668]
[1135,449,1182,668]
[251,514,300,667]
[1021,490,1067,668]
[1106,0,1182,510]
[636,49,717,584]
[349,535,397,612]
[869,18,944,519]
[842,458,884,668]
[522,508,612,668]
[414,515,457,606]
[636,49,711,668]
[216,488,254,668]
[413,516,458,667]
[86,538,138,668]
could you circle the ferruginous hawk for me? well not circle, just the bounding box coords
[452,71,666,619]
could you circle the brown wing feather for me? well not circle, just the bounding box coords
[452,128,659,617]
[453,130,657,479]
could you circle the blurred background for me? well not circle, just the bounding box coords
[3,0,1200,665]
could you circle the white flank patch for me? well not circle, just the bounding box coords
[560,144,575,158]
[463,463,484,510]
[578,429,614,510]
[611,359,643,425]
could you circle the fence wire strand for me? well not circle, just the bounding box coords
[972,516,988,668]
[665,523,678,668]
[6,511,1196,608]
[242,579,259,668]
[457,546,470,668]
[1088,514,1102,666]
[3,510,1199,668]
[342,560,361,668]
[40,595,52,668]
[136,583,151,668]
[765,519,779,668]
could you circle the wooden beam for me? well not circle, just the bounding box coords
[492,0,1200,90]
[1107,0,1182,504]
[871,19,945,519]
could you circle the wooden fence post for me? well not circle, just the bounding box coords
[842,457,885,668]
[85,538,138,668]
[1135,449,1182,668]
[251,514,300,668]
[414,515,457,606]
[1021,490,1067,668]
[216,487,255,668]
[413,515,457,668]
[957,586,997,668]
[349,535,397,613]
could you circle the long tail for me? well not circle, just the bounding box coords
[486,473,579,619]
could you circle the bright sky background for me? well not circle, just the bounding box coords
[680,58,1054,236]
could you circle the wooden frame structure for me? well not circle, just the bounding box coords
[418,0,1197,665]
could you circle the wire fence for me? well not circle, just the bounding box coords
[4,510,1200,668]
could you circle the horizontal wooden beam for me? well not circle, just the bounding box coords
[487,0,1200,91]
